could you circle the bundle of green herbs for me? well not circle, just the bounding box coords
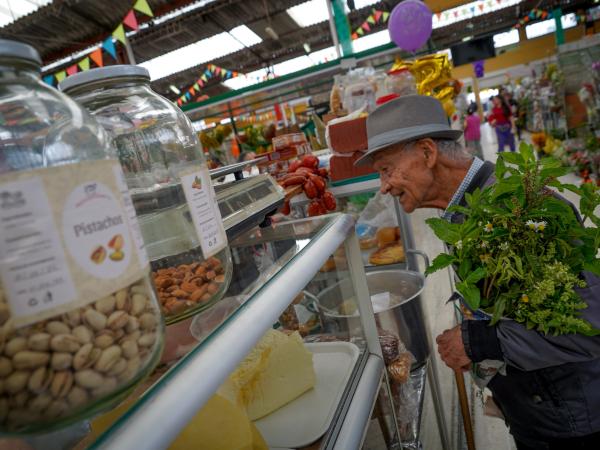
[426,143,600,336]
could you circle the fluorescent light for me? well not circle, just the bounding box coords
[287,0,328,27]
[139,26,262,81]
[525,13,578,39]
[352,0,379,10]
[352,29,391,53]
[229,25,262,46]
[303,43,311,53]
[169,85,181,94]
[493,29,519,48]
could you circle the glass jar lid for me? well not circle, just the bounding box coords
[59,64,150,93]
[0,38,42,68]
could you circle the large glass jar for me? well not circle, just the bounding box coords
[60,66,232,325]
[0,40,163,433]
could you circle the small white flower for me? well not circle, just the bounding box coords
[480,241,489,249]
[484,222,493,233]
[456,240,463,250]
[536,221,547,232]
[500,242,509,251]
[526,220,536,230]
[478,221,483,226]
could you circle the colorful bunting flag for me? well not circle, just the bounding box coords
[102,37,117,60]
[436,12,442,20]
[215,67,221,75]
[55,70,67,82]
[133,0,153,17]
[193,83,199,90]
[112,24,126,45]
[177,99,183,106]
[362,22,370,32]
[78,57,90,71]
[356,27,364,35]
[43,75,54,86]
[470,6,475,13]
[90,48,103,67]
[201,74,208,82]
[453,11,458,18]
[66,64,78,76]
[351,32,358,40]
[478,4,484,12]
[198,79,205,87]
[367,15,375,25]
[185,92,191,100]
[382,11,389,22]
[123,10,139,30]
[374,10,382,21]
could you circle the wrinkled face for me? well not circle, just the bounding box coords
[372,141,435,213]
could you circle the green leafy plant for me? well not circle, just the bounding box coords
[425,142,600,336]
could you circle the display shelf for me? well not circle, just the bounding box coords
[209,156,267,180]
[290,177,381,207]
[86,214,395,449]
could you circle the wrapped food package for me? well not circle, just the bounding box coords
[329,152,377,183]
[328,117,368,153]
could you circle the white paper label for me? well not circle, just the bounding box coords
[0,177,77,320]
[181,168,227,258]
[62,181,133,279]
[112,166,149,269]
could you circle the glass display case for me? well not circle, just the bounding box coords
[55,213,400,449]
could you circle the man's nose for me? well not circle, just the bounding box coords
[380,179,390,194]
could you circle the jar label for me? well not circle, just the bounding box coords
[180,166,227,258]
[0,160,149,327]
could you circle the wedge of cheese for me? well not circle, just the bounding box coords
[230,329,316,420]
[169,378,267,450]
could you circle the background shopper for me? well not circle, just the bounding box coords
[488,95,516,152]
[464,104,483,159]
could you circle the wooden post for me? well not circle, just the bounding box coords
[455,370,476,450]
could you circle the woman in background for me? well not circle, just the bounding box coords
[464,104,483,160]
[488,95,516,152]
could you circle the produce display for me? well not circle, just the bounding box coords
[229,329,316,420]
[278,154,337,217]
[426,143,600,335]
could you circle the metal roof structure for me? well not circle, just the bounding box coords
[0,0,592,103]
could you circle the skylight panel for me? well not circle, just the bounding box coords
[493,29,519,48]
[352,29,390,53]
[0,0,51,28]
[287,0,328,28]
[140,27,262,81]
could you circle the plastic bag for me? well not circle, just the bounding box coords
[356,191,398,238]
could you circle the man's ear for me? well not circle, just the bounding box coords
[420,138,438,169]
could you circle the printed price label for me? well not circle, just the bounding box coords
[0,177,77,322]
[181,167,227,258]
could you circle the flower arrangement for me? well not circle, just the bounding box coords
[426,143,600,336]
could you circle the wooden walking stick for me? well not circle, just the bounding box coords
[455,369,476,450]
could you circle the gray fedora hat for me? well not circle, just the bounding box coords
[355,95,462,167]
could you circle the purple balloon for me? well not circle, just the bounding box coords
[388,0,433,53]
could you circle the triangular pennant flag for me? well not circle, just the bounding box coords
[436,12,442,19]
[185,92,191,100]
[367,15,375,25]
[496,0,501,4]
[66,64,78,76]
[478,4,484,12]
[462,8,467,15]
[487,0,493,7]
[382,11,390,22]
[198,79,204,87]
[102,37,117,60]
[43,74,54,86]
[215,67,221,76]
[233,71,239,78]
[374,10,382,22]
[453,11,458,17]
[133,0,153,17]
[55,70,67,82]
[189,87,195,95]
[470,6,476,13]
[351,32,358,40]
[356,26,364,35]
[362,22,370,32]
[181,96,187,103]
[123,10,139,30]
[78,57,90,71]
[90,48,103,67]
[177,99,183,106]
[201,74,208,82]
[193,83,199,90]
[112,24,126,45]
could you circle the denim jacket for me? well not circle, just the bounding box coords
[452,162,600,443]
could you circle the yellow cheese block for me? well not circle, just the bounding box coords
[230,329,316,420]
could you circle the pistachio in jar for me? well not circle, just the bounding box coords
[0,280,162,432]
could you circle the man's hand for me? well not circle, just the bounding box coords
[436,326,471,372]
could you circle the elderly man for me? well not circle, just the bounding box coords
[356,95,600,449]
